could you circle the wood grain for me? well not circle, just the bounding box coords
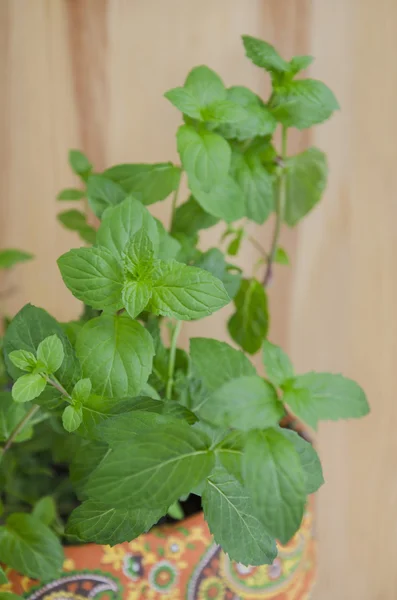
[0,0,81,318]
[1,1,395,597]
[291,0,397,597]
[65,0,109,170]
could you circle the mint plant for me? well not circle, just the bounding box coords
[0,35,368,585]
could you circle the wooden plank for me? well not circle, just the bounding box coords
[65,0,109,170]
[292,0,397,597]
[0,0,82,320]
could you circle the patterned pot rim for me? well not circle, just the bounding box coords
[5,502,316,600]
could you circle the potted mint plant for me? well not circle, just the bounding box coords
[0,35,368,600]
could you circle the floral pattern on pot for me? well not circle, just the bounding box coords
[5,503,315,600]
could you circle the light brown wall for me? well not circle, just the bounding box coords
[1,1,396,598]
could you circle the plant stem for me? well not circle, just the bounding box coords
[46,375,72,400]
[248,235,268,258]
[263,125,288,286]
[166,320,182,400]
[1,404,40,457]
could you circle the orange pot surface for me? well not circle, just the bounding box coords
[5,503,315,599]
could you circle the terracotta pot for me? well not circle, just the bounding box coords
[5,502,315,600]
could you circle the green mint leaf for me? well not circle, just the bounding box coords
[162,402,198,425]
[57,188,85,201]
[0,566,7,585]
[103,163,181,206]
[198,375,284,430]
[184,65,226,106]
[274,247,289,265]
[150,260,230,320]
[0,249,33,270]
[166,67,235,123]
[69,149,92,178]
[76,313,154,398]
[96,197,159,263]
[66,501,165,545]
[182,378,213,414]
[231,151,274,224]
[33,387,63,411]
[283,372,369,430]
[122,281,152,319]
[0,594,23,600]
[61,320,84,345]
[0,513,64,580]
[98,410,173,447]
[201,100,247,124]
[216,86,276,141]
[37,334,64,374]
[172,196,219,237]
[243,428,306,543]
[202,467,277,566]
[57,210,96,244]
[195,248,241,299]
[271,79,339,129]
[190,338,255,391]
[8,349,37,372]
[141,383,161,401]
[262,340,294,387]
[72,378,92,403]
[280,428,324,494]
[155,219,181,260]
[86,174,126,218]
[57,246,124,310]
[252,138,278,166]
[12,373,46,403]
[4,304,81,388]
[192,421,228,448]
[172,232,200,264]
[177,125,231,193]
[289,55,314,75]
[123,229,154,275]
[242,35,289,72]
[62,404,83,432]
[284,148,328,226]
[116,397,165,414]
[119,227,160,315]
[189,176,245,223]
[214,431,245,482]
[228,278,269,354]
[227,229,243,257]
[76,395,136,440]
[70,440,109,499]
[32,496,57,526]
[0,391,34,443]
[167,501,184,520]
[85,421,214,509]
[164,87,202,119]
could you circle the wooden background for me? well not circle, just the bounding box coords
[1,1,396,597]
